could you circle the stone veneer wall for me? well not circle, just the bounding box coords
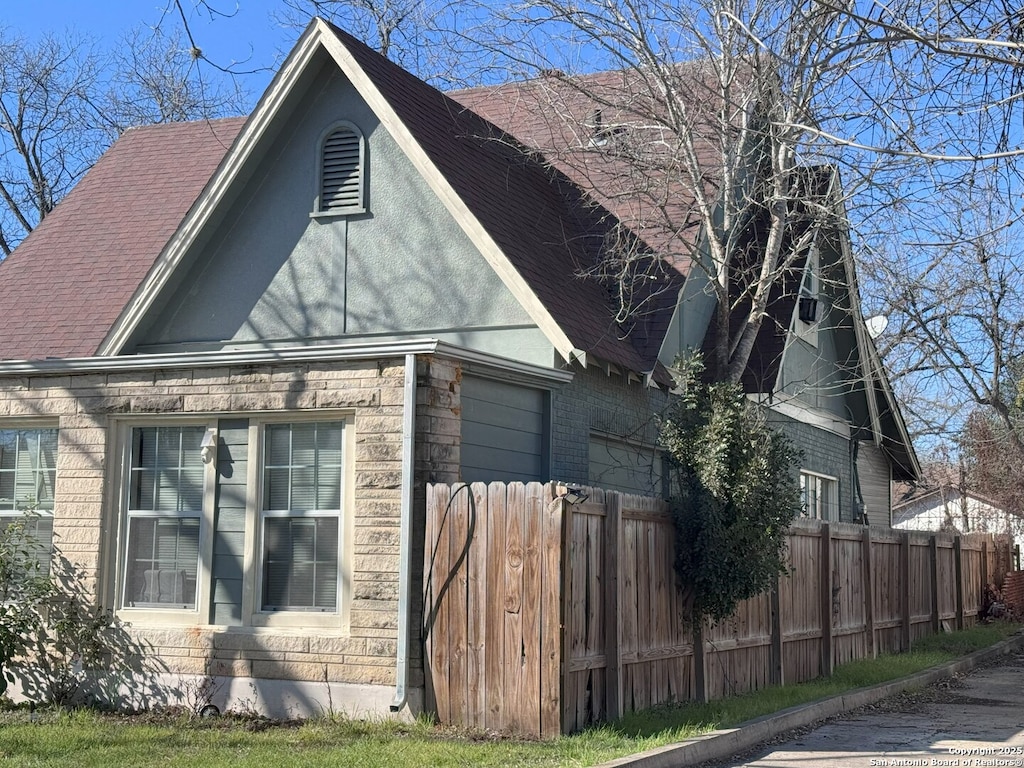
[0,354,463,714]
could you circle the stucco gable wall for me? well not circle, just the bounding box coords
[776,240,853,419]
[129,57,551,366]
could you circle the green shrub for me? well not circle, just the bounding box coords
[661,356,801,625]
[0,510,55,697]
[0,510,115,705]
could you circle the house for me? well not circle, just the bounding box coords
[0,19,917,716]
[894,485,1023,565]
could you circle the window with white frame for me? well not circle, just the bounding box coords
[260,421,343,612]
[0,427,58,578]
[122,426,206,610]
[800,470,839,521]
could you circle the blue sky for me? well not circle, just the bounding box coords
[3,0,300,95]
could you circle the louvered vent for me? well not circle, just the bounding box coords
[319,127,363,213]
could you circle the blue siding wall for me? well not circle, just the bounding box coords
[211,418,249,625]
[551,365,668,493]
[460,375,548,482]
[766,410,854,523]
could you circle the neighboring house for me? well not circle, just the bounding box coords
[893,486,1024,560]
[0,19,916,716]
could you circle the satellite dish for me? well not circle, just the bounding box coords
[865,315,889,339]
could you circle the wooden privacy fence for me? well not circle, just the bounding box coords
[423,482,1009,738]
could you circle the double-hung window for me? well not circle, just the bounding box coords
[116,416,351,627]
[800,470,838,521]
[260,421,344,613]
[0,427,58,580]
[122,425,206,610]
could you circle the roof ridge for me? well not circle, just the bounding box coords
[120,115,248,135]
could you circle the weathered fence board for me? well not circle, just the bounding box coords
[424,482,1010,738]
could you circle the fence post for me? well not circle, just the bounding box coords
[604,492,622,721]
[693,620,709,703]
[929,536,940,635]
[953,536,964,631]
[540,485,563,738]
[820,522,833,677]
[862,526,875,659]
[769,577,783,686]
[900,530,912,652]
[981,539,989,590]
[559,491,574,734]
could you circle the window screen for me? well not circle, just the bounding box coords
[123,426,205,609]
[0,428,58,581]
[261,422,343,612]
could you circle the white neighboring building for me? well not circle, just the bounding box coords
[892,486,1024,564]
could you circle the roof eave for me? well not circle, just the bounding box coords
[831,172,921,482]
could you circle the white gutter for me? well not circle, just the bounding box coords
[0,339,441,375]
[0,339,574,384]
[391,352,417,712]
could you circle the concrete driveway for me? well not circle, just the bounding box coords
[712,650,1024,768]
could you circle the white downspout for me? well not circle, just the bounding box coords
[391,353,417,712]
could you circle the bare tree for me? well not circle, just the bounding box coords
[458,0,1024,387]
[961,411,1024,516]
[0,24,249,257]
[277,0,496,86]
[103,27,250,133]
[0,31,106,256]
[863,164,1024,451]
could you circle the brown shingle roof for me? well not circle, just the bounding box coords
[0,117,245,361]
[451,66,726,277]
[0,25,684,372]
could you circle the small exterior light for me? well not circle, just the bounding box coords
[562,487,589,505]
[200,428,218,465]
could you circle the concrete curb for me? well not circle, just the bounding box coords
[591,631,1024,768]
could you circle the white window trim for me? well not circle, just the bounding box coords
[0,422,60,581]
[243,414,355,631]
[311,120,367,218]
[109,413,355,631]
[800,469,839,522]
[0,422,59,513]
[112,418,218,627]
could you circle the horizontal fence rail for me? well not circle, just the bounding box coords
[423,482,1009,738]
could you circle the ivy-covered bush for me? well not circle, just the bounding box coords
[661,356,801,625]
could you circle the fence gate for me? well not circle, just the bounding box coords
[423,481,562,738]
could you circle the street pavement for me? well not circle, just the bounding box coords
[711,650,1024,768]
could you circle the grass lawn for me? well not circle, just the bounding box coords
[0,622,1018,768]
